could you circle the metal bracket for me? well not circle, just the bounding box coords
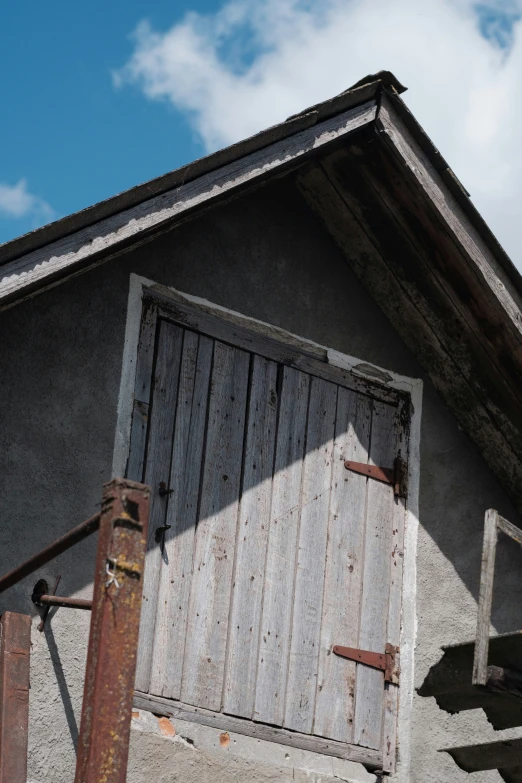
[333,643,400,684]
[344,455,407,498]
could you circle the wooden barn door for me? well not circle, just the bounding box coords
[127,292,409,772]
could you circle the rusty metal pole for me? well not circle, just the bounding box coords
[74,477,150,783]
[0,612,31,783]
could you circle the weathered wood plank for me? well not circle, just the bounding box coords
[473,508,499,685]
[126,302,158,482]
[133,691,383,770]
[181,342,250,711]
[343,127,522,465]
[378,94,522,339]
[497,515,522,546]
[284,377,337,734]
[382,396,409,772]
[223,356,278,718]
[154,292,401,406]
[0,102,377,309]
[135,320,184,692]
[313,390,371,743]
[297,160,522,516]
[353,400,397,750]
[150,332,213,697]
[254,366,310,726]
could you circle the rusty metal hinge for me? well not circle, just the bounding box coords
[344,455,407,498]
[333,643,400,684]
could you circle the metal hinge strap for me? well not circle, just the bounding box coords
[344,455,407,498]
[333,643,400,684]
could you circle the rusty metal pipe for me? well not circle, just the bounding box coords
[0,612,31,783]
[0,513,100,595]
[35,595,93,611]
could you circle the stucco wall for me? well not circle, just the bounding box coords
[2,176,522,783]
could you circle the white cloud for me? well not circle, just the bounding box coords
[0,179,54,223]
[115,0,522,266]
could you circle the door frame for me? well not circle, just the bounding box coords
[112,273,423,781]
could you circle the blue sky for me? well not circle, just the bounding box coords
[0,2,218,243]
[1,1,522,268]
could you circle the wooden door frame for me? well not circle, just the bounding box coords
[112,273,423,779]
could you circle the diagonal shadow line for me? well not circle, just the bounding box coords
[44,617,79,750]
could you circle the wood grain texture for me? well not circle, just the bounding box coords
[284,377,337,734]
[126,302,158,482]
[223,356,278,718]
[0,102,377,309]
[497,515,522,546]
[254,366,310,726]
[128,302,409,758]
[150,332,213,697]
[297,155,522,518]
[353,400,397,750]
[473,509,499,685]
[314,390,371,743]
[378,95,522,336]
[181,342,250,710]
[345,123,522,466]
[154,292,401,406]
[135,320,184,692]
[133,691,383,770]
[382,396,409,772]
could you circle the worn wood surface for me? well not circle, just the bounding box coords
[150,332,213,697]
[128,303,408,759]
[497,515,522,545]
[133,691,383,770]
[223,356,278,717]
[0,102,377,310]
[378,94,522,340]
[345,120,522,467]
[353,401,397,750]
[153,291,402,406]
[473,509,499,685]
[253,366,310,725]
[297,154,522,517]
[382,396,409,771]
[284,377,337,734]
[126,302,158,483]
[181,342,250,710]
[134,321,184,692]
[313,390,371,742]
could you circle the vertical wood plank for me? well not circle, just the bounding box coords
[254,366,310,726]
[353,400,398,750]
[150,332,213,697]
[284,377,337,734]
[313,390,371,742]
[126,302,158,482]
[473,508,499,685]
[223,356,278,717]
[382,397,408,772]
[134,319,184,693]
[181,341,250,711]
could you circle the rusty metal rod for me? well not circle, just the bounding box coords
[0,513,100,595]
[35,595,93,611]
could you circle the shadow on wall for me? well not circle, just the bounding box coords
[1,176,522,683]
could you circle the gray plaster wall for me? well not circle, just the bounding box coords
[2,176,522,783]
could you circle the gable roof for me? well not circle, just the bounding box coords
[3,71,522,518]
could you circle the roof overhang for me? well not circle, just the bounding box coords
[2,75,522,516]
